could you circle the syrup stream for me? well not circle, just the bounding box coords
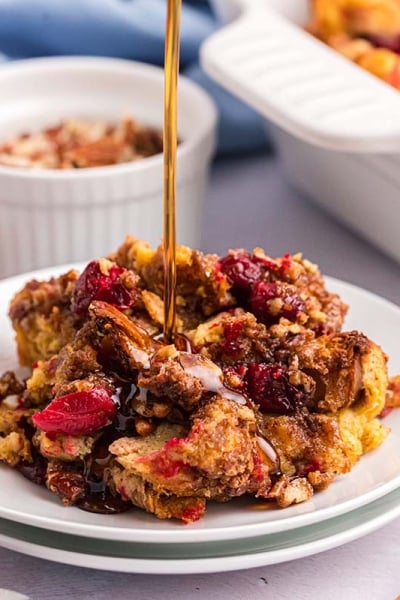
[24,2,280,512]
[163,0,182,342]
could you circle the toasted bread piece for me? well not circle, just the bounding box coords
[297,331,388,416]
[261,411,351,479]
[0,431,31,466]
[9,271,80,366]
[111,397,271,502]
[110,236,234,319]
[110,465,206,523]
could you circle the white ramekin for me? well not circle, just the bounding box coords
[0,57,217,279]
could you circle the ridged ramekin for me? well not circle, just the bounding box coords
[0,57,217,278]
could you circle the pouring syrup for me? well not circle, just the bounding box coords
[163,0,182,342]
[160,7,280,476]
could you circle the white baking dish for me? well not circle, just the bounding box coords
[204,0,400,263]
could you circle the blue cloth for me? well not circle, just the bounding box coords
[0,0,269,155]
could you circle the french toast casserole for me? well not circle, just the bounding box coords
[307,0,400,90]
[0,237,399,523]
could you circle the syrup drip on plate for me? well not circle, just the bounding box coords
[79,380,139,514]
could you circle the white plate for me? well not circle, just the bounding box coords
[0,486,400,574]
[0,266,400,544]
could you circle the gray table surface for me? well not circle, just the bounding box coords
[1,152,400,599]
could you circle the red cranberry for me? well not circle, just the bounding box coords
[364,33,400,53]
[32,386,117,435]
[245,363,309,414]
[379,406,393,419]
[253,254,280,272]
[298,457,324,476]
[217,252,263,290]
[279,253,293,277]
[249,281,305,323]
[73,260,135,316]
[220,320,244,357]
[179,503,206,523]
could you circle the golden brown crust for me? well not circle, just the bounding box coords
[111,236,235,322]
[261,411,351,478]
[110,397,270,502]
[386,374,400,408]
[110,465,206,522]
[0,406,34,465]
[296,331,388,415]
[267,475,314,508]
[9,271,80,366]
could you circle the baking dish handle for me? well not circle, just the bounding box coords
[201,5,400,153]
